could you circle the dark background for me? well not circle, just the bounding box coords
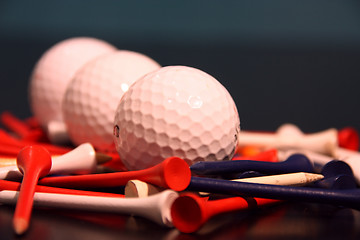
[1,1,360,132]
[1,2,360,239]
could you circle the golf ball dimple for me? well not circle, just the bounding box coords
[62,50,161,151]
[113,65,240,170]
[29,37,117,128]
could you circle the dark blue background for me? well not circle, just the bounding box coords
[1,0,360,132]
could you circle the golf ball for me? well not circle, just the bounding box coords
[29,37,117,128]
[62,50,161,151]
[113,65,240,170]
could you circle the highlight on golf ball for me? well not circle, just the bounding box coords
[113,65,240,170]
[62,50,161,152]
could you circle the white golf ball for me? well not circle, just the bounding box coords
[62,50,161,151]
[29,37,117,128]
[113,65,240,170]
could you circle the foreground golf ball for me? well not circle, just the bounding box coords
[29,37,117,128]
[113,65,240,170]
[63,50,161,151]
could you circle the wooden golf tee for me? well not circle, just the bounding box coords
[187,176,360,210]
[13,145,52,235]
[171,193,279,233]
[0,179,124,198]
[39,157,191,191]
[237,124,359,153]
[237,124,339,155]
[0,143,107,180]
[126,172,324,198]
[190,154,314,176]
[1,189,178,227]
[279,149,360,185]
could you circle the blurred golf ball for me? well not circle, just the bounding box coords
[29,37,117,128]
[62,50,161,151]
[113,65,240,170]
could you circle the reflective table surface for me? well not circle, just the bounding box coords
[0,200,359,240]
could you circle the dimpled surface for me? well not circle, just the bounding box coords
[113,66,240,170]
[63,50,161,151]
[29,37,117,127]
